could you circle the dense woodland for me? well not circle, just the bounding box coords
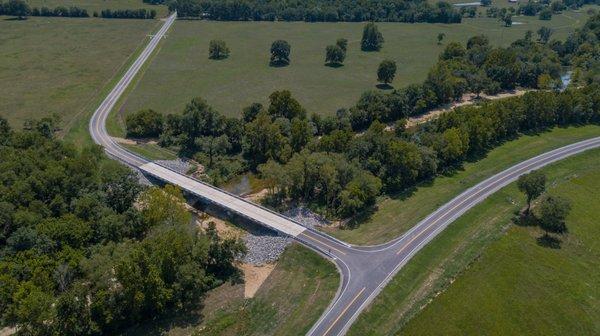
[127,14,600,218]
[0,120,245,335]
[0,0,157,19]
[165,0,463,23]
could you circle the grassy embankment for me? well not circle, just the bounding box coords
[116,8,592,125]
[349,141,600,336]
[121,244,339,336]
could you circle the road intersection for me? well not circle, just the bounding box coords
[90,12,600,336]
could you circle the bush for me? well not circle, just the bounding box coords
[208,40,230,60]
[125,109,164,138]
[361,23,384,51]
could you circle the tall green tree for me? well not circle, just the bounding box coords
[325,44,346,66]
[125,109,164,138]
[243,110,289,167]
[270,40,291,65]
[437,32,446,45]
[537,26,553,44]
[336,38,348,52]
[268,90,306,120]
[537,195,571,235]
[208,39,230,59]
[361,22,384,51]
[377,60,397,85]
[517,170,546,213]
[6,0,30,19]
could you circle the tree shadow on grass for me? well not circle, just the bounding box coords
[122,303,205,336]
[513,211,538,227]
[3,17,27,21]
[375,83,394,90]
[269,60,290,67]
[342,205,378,230]
[537,234,562,249]
[325,62,344,68]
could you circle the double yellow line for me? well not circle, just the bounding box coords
[323,287,366,336]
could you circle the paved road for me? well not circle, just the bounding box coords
[89,13,600,336]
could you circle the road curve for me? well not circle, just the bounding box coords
[88,12,600,336]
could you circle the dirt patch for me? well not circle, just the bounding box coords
[195,214,244,238]
[405,90,529,128]
[243,188,269,203]
[112,136,159,145]
[0,327,15,336]
[240,263,276,298]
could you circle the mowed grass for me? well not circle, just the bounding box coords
[26,0,168,17]
[117,10,592,123]
[324,125,600,245]
[349,146,600,336]
[121,244,339,336]
[0,16,159,140]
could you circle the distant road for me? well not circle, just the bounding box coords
[89,12,600,336]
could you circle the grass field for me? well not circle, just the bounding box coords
[324,125,600,244]
[26,0,168,17]
[116,9,594,125]
[0,16,159,140]
[349,146,600,335]
[121,244,339,336]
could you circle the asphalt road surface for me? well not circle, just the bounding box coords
[89,12,600,336]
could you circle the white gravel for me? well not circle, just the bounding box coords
[154,158,192,174]
[284,206,330,229]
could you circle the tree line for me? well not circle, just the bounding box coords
[127,84,600,218]
[0,118,245,335]
[0,0,157,19]
[166,0,462,23]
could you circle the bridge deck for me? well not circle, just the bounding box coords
[140,162,307,237]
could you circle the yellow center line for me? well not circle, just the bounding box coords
[396,229,426,255]
[323,287,366,336]
[302,233,347,255]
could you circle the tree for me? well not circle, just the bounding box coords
[439,42,466,60]
[517,170,546,213]
[138,185,190,227]
[0,116,11,145]
[466,35,489,49]
[537,195,571,235]
[539,8,552,20]
[178,97,225,153]
[243,110,289,167]
[195,134,231,167]
[502,13,513,26]
[125,109,164,138]
[242,103,263,122]
[537,26,553,44]
[481,0,492,6]
[337,171,382,217]
[268,90,306,120]
[377,60,397,85]
[6,0,30,19]
[361,22,384,51]
[325,44,346,66]
[270,40,291,66]
[208,39,230,59]
[336,38,348,52]
[437,32,446,45]
[290,118,312,152]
